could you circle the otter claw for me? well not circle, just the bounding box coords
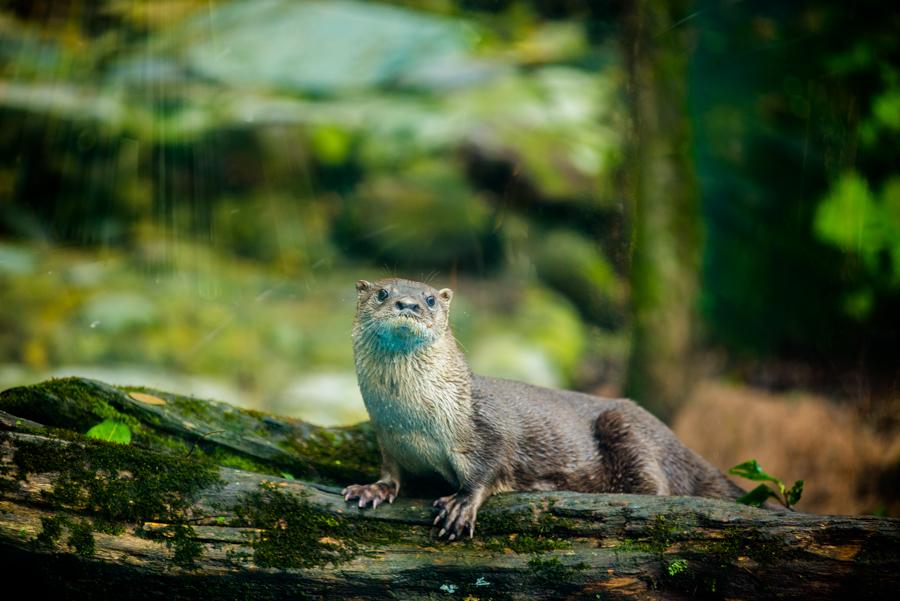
[432,492,480,542]
[343,482,398,509]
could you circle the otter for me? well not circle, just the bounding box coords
[342,278,744,540]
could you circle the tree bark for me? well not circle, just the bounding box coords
[1,378,898,600]
[623,0,702,422]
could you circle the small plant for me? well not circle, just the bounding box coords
[729,459,803,510]
[666,558,688,576]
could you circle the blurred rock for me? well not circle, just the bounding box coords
[80,292,158,333]
[455,66,623,204]
[0,243,36,275]
[0,363,32,391]
[211,196,338,270]
[166,0,476,95]
[278,371,366,427]
[532,229,626,328]
[65,260,110,287]
[336,159,501,269]
[465,285,588,388]
[470,334,563,389]
[514,287,588,382]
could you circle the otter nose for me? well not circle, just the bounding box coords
[395,298,420,313]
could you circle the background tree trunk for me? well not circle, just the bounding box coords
[623,0,701,422]
[1,378,898,600]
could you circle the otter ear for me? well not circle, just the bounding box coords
[356,280,373,295]
[438,288,453,305]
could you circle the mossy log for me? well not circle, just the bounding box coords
[1,378,898,600]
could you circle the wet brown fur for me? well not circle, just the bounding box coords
[343,278,745,539]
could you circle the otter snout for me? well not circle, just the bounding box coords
[354,278,452,352]
[394,298,421,315]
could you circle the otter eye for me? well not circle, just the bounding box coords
[376,289,389,302]
[426,295,436,308]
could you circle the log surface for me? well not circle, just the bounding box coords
[1,378,898,600]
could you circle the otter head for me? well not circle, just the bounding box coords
[354,278,453,353]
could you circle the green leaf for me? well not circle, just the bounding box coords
[785,480,804,507]
[814,172,880,268]
[873,88,900,132]
[85,419,132,445]
[880,178,900,286]
[728,459,780,484]
[736,484,778,508]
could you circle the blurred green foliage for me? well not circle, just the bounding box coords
[0,0,897,420]
[694,0,900,366]
[0,239,617,422]
[0,0,628,420]
[815,173,900,300]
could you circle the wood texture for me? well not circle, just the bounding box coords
[1,378,898,600]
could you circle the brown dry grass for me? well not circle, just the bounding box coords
[674,380,900,515]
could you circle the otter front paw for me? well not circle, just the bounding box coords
[342,482,397,508]
[432,492,479,540]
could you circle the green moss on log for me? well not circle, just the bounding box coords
[483,533,572,554]
[527,555,589,585]
[279,423,379,484]
[713,527,784,564]
[206,446,280,476]
[35,515,65,548]
[477,498,578,554]
[11,436,220,524]
[233,481,416,569]
[67,520,96,558]
[158,523,204,569]
[0,378,143,433]
[234,483,359,569]
[1,377,380,484]
[9,430,220,566]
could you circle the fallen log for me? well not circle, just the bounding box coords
[0,378,898,600]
